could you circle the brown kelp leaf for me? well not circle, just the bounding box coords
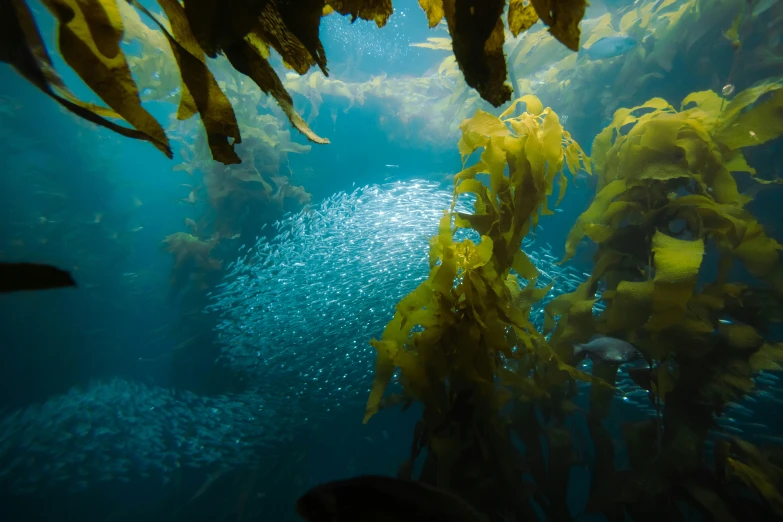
[443,0,511,107]
[255,0,325,75]
[183,0,270,57]
[418,0,444,27]
[40,0,171,146]
[274,0,328,74]
[224,37,329,144]
[327,0,393,26]
[0,0,170,155]
[529,0,587,51]
[0,262,76,293]
[1,0,172,157]
[508,0,539,37]
[132,0,242,164]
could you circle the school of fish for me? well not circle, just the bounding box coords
[0,180,780,497]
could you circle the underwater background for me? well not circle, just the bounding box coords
[1,0,783,521]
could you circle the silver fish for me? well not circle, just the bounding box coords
[574,336,643,364]
[582,36,637,60]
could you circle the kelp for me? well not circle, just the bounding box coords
[162,232,222,297]
[501,0,775,137]
[547,82,783,519]
[132,0,244,164]
[6,0,589,158]
[4,0,351,163]
[441,0,511,107]
[412,0,589,107]
[363,95,601,520]
[162,86,312,299]
[0,0,172,157]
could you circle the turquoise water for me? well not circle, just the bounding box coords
[1,0,782,521]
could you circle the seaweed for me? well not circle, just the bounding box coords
[161,232,221,297]
[363,95,598,519]
[5,0,590,158]
[0,0,172,157]
[546,82,783,519]
[361,75,783,519]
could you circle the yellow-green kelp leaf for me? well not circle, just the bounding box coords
[365,97,589,425]
[529,0,587,51]
[443,0,511,107]
[0,0,172,157]
[725,458,783,517]
[42,0,174,156]
[648,232,704,331]
[750,342,783,371]
[327,0,393,26]
[418,0,444,27]
[714,88,783,150]
[508,0,539,37]
[133,0,242,164]
[563,179,627,262]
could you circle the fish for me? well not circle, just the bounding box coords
[0,262,77,293]
[574,336,644,364]
[296,475,485,522]
[581,36,637,60]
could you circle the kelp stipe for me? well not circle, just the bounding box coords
[550,83,783,519]
[363,96,602,521]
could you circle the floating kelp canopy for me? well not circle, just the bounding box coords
[0,0,588,164]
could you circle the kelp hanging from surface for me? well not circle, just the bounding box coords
[2,0,589,161]
[417,0,588,107]
[0,0,173,157]
[0,0,378,163]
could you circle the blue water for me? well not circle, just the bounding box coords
[1,0,782,521]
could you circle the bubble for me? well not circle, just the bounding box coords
[722,83,735,97]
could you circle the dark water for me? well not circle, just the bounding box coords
[1,0,782,521]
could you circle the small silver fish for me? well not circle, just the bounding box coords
[582,36,637,60]
[574,336,643,364]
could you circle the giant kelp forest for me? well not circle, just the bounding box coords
[2,0,783,521]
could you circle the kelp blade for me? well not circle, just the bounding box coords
[0,0,172,157]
